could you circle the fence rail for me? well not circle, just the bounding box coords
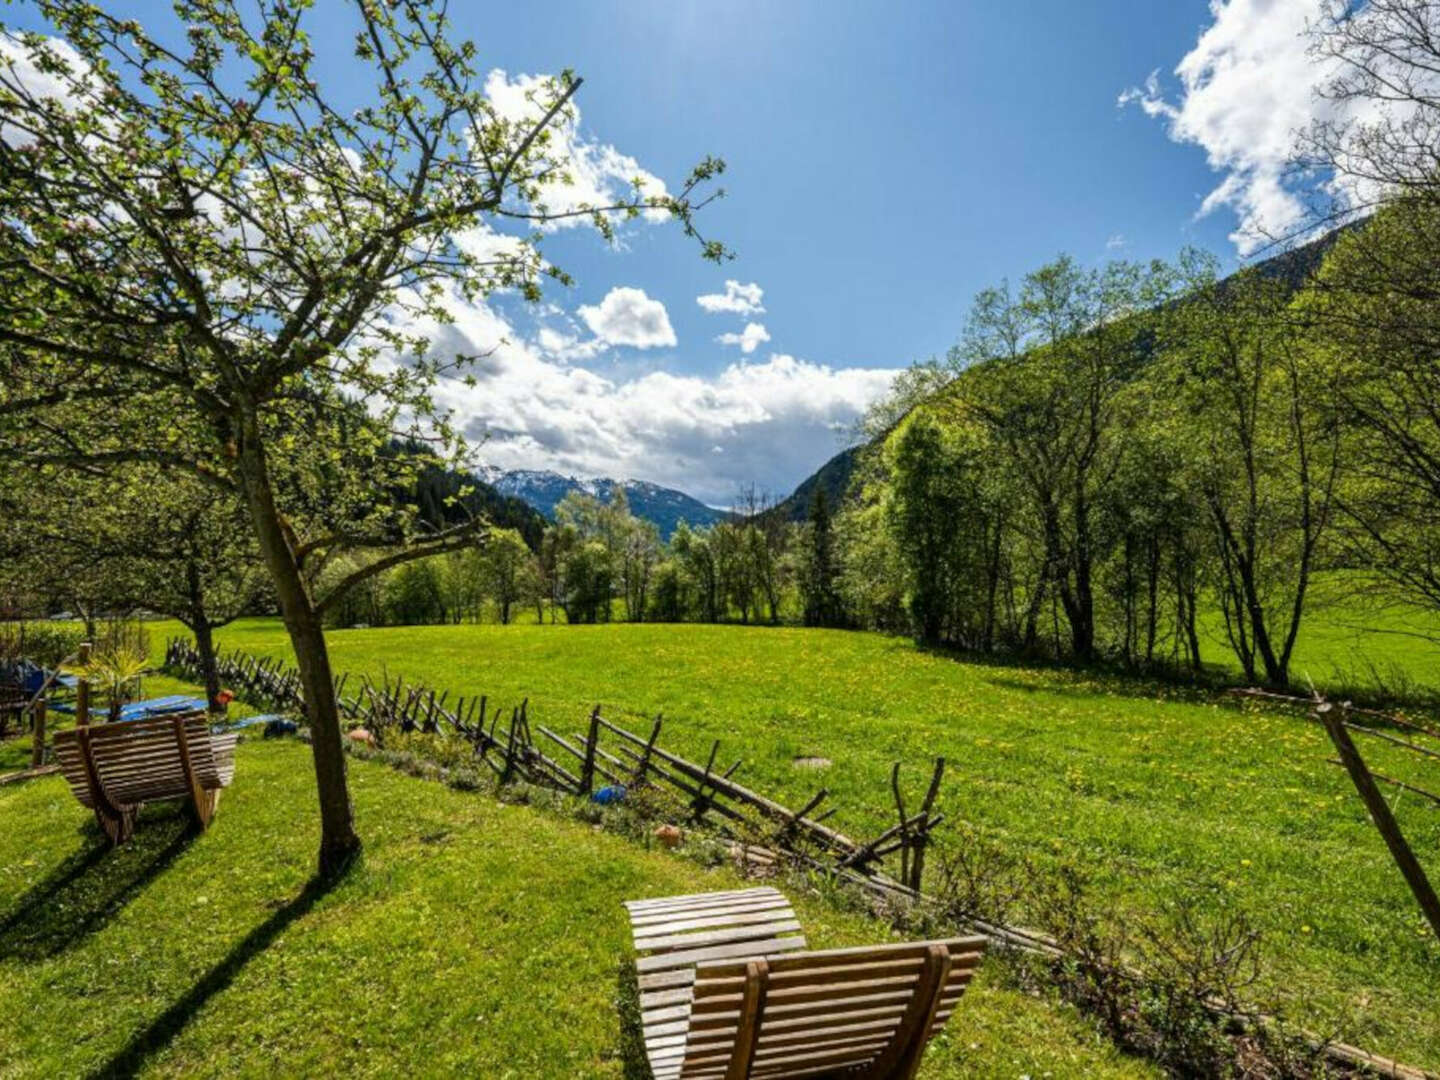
[163,637,944,893]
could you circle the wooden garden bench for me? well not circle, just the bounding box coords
[52,710,239,845]
[625,886,986,1079]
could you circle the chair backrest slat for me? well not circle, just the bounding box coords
[53,711,229,805]
[680,936,986,1079]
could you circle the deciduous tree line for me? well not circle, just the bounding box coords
[827,1,1440,690]
[836,251,1337,687]
[319,484,846,630]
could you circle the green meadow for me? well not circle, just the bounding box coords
[127,615,1440,1071]
[0,732,1149,1077]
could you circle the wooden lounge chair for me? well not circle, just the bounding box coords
[52,710,239,845]
[626,886,986,1079]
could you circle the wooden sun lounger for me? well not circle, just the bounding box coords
[52,710,239,845]
[626,887,986,1079]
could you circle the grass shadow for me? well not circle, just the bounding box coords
[87,859,356,1080]
[0,807,197,962]
[615,957,654,1080]
[909,636,1440,722]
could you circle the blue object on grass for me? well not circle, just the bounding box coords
[591,784,627,805]
[17,664,77,695]
[263,718,299,739]
[51,694,205,721]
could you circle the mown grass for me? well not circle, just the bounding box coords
[152,616,1440,1070]
[0,732,1153,1079]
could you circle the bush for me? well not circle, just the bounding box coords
[92,618,150,668]
[0,622,86,670]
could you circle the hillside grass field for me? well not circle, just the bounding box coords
[1196,573,1440,698]
[0,728,1151,1078]
[139,615,1440,1071]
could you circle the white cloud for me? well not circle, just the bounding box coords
[483,70,669,228]
[697,280,766,316]
[409,292,898,503]
[576,287,677,349]
[1119,3,1323,253]
[1118,0,1417,255]
[716,321,771,355]
[0,34,95,146]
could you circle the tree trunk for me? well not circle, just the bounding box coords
[1069,487,1097,662]
[192,616,222,713]
[236,412,359,875]
[1021,574,1046,653]
[1145,536,1160,664]
[1239,560,1285,687]
[983,516,1002,653]
[185,560,223,712]
[1185,603,1202,672]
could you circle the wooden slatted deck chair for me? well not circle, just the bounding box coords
[626,886,986,1079]
[52,710,239,845]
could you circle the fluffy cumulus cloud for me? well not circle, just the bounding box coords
[697,280,766,316]
[412,294,897,504]
[0,35,881,504]
[1118,0,1421,255]
[716,321,771,355]
[576,286,677,349]
[483,70,669,227]
[1119,1,1327,252]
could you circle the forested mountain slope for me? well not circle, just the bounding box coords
[774,228,1349,524]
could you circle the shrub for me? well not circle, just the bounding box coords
[0,622,86,669]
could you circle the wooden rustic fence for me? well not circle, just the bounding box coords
[1233,687,1440,946]
[164,638,945,893]
[162,639,1440,1080]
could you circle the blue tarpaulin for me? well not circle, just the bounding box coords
[9,663,78,695]
[50,694,206,721]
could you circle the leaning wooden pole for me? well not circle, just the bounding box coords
[1319,702,1440,945]
[909,757,946,892]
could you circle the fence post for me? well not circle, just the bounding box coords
[1321,702,1440,945]
[633,716,663,786]
[908,757,946,892]
[30,699,47,769]
[581,706,601,794]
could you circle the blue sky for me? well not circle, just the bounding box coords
[6,0,1335,503]
[436,0,1274,502]
[471,0,1241,368]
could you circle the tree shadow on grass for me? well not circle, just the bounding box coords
[0,807,196,962]
[615,958,655,1080]
[87,859,355,1080]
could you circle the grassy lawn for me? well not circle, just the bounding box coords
[149,617,1440,1070]
[1195,574,1440,697]
[0,734,1152,1079]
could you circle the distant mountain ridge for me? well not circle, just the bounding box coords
[476,467,729,539]
[763,444,864,524]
